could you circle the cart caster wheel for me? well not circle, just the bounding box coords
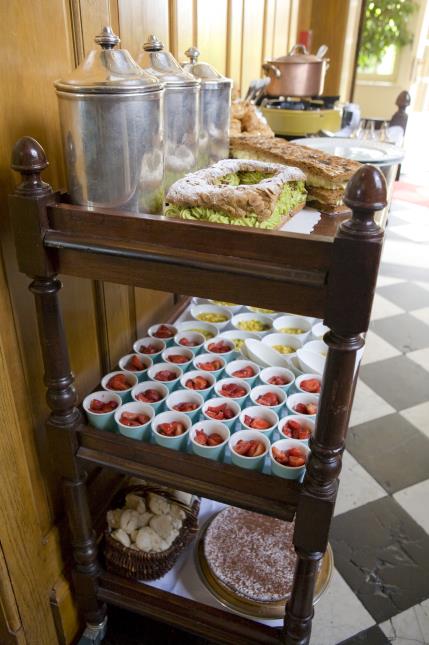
[80,617,108,644]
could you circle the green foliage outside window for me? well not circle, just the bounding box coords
[358,0,418,70]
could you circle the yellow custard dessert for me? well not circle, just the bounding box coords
[279,327,305,335]
[237,320,269,332]
[248,307,275,314]
[273,344,294,354]
[197,313,228,323]
[190,328,215,339]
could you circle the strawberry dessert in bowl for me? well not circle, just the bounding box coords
[131,381,168,413]
[286,393,318,418]
[162,346,194,370]
[278,415,314,444]
[202,397,241,430]
[229,429,270,472]
[204,337,235,360]
[239,405,279,440]
[295,373,322,395]
[83,390,122,432]
[180,369,215,400]
[174,331,206,355]
[225,359,260,387]
[270,438,309,479]
[148,323,177,346]
[132,337,165,362]
[147,363,183,392]
[189,420,230,461]
[165,389,204,422]
[114,401,154,441]
[249,384,286,414]
[101,370,138,403]
[151,411,191,451]
[193,353,225,379]
[259,366,295,393]
[214,377,250,407]
[118,353,152,382]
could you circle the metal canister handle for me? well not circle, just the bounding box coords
[288,44,308,56]
[262,63,281,78]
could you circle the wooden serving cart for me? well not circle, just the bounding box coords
[9,136,387,645]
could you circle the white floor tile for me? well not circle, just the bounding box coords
[377,276,406,288]
[400,401,429,439]
[335,451,387,516]
[370,294,404,321]
[416,281,429,293]
[394,479,429,535]
[380,599,429,644]
[381,239,429,270]
[389,224,429,243]
[407,348,429,373]
[349,379,395,427]
[410,307,429,326]
[361,330,401,365]
[312,568,375,644]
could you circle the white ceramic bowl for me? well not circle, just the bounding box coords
[133,337,165,361]
[286,392,319,418]
[131,381,168,412]
[193,353,225,379]
[231,312,273,336]
[208,299,242,313]
[201,397,241,430]
[114,401,154,441]
[262,333,302,359]
[83,391,122,432]
[296,339,328,375]
[147,362,183,392]
[161,346,194,369]
[273,315,312,343]
[203,337,235,360]
[243,339,290,368]
[101,370,138,402]
[239,405,279,439]
[118,353,152,381]
[151,411,191,450]
[147,323,177,346]
[190,304,232,330]
[250,384,286,413]
[304,340,329,357]
[270,438,310,479]
[295,373,322,395]
[259,366,295,393]
[175,320,218,341]
[278,415,315,444]
[312,321,330,341]
[245,305,279,318]
[180,369,215,399]
[225,359,260,386]
[189,420,230,461]
[229,429,271,471]
[174,331,206,354]
[287,354,306,377]
[165,389,204,422]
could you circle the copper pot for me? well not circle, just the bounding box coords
[262,44,329,97]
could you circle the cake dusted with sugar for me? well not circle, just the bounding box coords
[204,506,296,602]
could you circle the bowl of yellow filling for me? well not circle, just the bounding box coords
[231,313,273,336]
[190,304,232,330]
[246,306,279,318]
[176,320,218,340]
[262,333,302,361]
[273,315,312,342]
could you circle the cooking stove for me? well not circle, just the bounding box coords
[260,95,342,139]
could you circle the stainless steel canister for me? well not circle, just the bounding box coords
[55,26,165,214]
[137,35,200,190]
[183,47,232,168]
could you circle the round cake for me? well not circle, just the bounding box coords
[203,506,296,603]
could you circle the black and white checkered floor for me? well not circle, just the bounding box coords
[96,194,429,645]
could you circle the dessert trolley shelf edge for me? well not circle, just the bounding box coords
[9,136,387,645]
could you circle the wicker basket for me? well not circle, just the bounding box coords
[104,484,200,581]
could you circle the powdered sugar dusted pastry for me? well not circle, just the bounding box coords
[165,159,306,230]
[204,506,297,602]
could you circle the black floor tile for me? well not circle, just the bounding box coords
[338,624,390,644]
[331,497,429,623]
[359,355,429,409]
[347,413,429,493]
[376,283,429,313]
[371,313,429,354]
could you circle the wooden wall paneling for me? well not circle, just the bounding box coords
[272,0,291,58]
[240,0,265,97]
[134,289,177,339]
[170,0,196,60]
[197,0,228,73]
[0,542,25,644]
[226,0,244,92]
[262,0,277,62]
[118,0,170,56]
[69,0,117,62]
[288,0,300,50]
[296,0,312,41]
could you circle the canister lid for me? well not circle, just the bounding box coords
[182,47,232,88]
[55,26,162,94]
[137,35,200,88]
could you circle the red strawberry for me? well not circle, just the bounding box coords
[306,403,318,415]
[272,446,289,465]
[234,440,252,455]
[300,378,321,394]
[195,429,208,445]
[207,341,232,354]
[136,389,162,403]
[167,354,188,364]
[179,337,199,347]
[220,383,246,398]
[107,374,132,391]
[288,455,306,467]
[89,398,118,413]
[153,325,174,338]
[232,366,255,379]
[173,401,198,412]
[294,403,308,414]
[158,421,185,436]
[126,355,145,371]
[205,403,234,420]
[155,370,177,382]
[289,447,305,458]
[198,360,222,371]
[268,375,289,386]
[186,376,209,390]
[139,344,159,355]
[243,415,270,430]
[120,411,150,426]
[256,392,279,407]
[207,433,224,446]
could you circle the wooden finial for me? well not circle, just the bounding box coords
[11,136,51,196]
[396,90,411,110]
[342,165,387,237]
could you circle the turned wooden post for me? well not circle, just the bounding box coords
[284,166,387,645]
[10,138,107,630]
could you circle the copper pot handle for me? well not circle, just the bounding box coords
[262,62,281,78]
[289,44,308,56]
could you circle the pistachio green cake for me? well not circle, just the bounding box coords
[165,159,306,230]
